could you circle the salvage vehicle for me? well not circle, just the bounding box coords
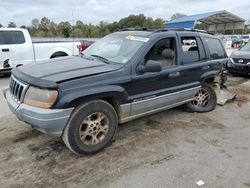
[4,28,229,155]
[0,28,80,73]
[227,42,250,76]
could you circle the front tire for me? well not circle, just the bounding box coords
[63,100,118,155]
[184,83,217,113]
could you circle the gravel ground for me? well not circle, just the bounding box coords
[0,75,249,188]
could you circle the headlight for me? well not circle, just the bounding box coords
[24,86,58,109]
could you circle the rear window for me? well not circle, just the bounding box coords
[205,37,226,59]
[9,31,25,44]
[0,31,8,45]
[0,31,25,45]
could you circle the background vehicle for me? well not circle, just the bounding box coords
[0,28,81,72]
[217,35,232,49]
[241,35,250,43]
[227,42,250,76]
[5,29,228,155]
[77,40,95,53]
[230,35,242,48]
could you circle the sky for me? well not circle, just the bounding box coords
[0,0,250,26]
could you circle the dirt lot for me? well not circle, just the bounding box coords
[0,75,250,188]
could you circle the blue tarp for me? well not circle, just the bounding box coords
[165,21,195,29]
[164,10,223,29]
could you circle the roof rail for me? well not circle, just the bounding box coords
[119,27,213,35]
[119,27,160,32]
[154,28,213,34]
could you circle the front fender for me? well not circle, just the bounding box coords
[56,85,129,108]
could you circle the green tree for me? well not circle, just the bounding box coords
[39,17,50,32]
[170,13,186,21]
[99,21,110,36]
[0,23,3,28]
[195,23,208,30]
[70,28,83,37]
[8,22,17,28]
[58,21,72,38]
[153,18,164,27]
[118,14,147,29]
[32,18,39,29]
[48,21,58,36]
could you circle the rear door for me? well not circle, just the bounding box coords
[176,33,211,85]
[0,31,12,70]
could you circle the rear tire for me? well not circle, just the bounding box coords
[184,83,217,113]
[63,100,118,155]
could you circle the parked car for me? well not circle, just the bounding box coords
[217,35,232,49]
[227,42,250,76]
[241,35,250,43]
[0,28,81,73]
[77,40,95,53]
[4,29,228,155]
[231,35,242,48]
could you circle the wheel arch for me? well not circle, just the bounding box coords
[50,51,68,59]
[48,47,70,59]
[57,86,128,112]
[200,70,219,84]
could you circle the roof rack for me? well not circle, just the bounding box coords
[119,27,159,32]
[154,28,213,34]
[119,27,214,35]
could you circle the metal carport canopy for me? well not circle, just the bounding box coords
[164,10,245,32]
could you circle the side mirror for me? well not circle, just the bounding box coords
[138,60,162,73]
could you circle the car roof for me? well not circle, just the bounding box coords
[0,28,27,32]
[113,30,153,37]
[113,28,214,38]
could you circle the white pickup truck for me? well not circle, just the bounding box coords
[0,28,80,73]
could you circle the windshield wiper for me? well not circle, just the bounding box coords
[90,55,110,64]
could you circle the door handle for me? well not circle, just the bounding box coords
[2,48,10,52]
[202,65,210,70]
[169,72,180,77]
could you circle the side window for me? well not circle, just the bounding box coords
[205,37,226,59]
[181,37,200,64]
[0,31,8,45]
[145,38,176,68]
[9,31,25,44]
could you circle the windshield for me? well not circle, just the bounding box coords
[83,34,148,64]
[240,43,250,51]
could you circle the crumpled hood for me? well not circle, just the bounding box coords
[12,56,121,89]
[230,50,250,59]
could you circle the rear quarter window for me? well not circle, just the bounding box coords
[0,31,25,45]
[0,31,8,45]
[205,37,226,59]
[9,31,25,44]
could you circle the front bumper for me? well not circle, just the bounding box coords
[227,61,250,76]
[4,89,74,136]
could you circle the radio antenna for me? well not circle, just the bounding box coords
[71,9,75,54]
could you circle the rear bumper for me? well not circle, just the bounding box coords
[227,61,250,76]
[4,89,74,136]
